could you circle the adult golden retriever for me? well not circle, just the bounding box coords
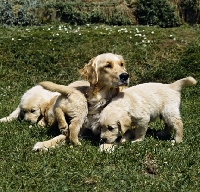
[100,77,197,144]
[33,53,129,151]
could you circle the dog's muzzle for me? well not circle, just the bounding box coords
[119,73,129,83]
[100,137,108,144]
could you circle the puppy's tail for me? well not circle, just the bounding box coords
[170,77,197,91]
[39,81,75,95]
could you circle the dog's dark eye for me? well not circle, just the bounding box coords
[105,63,112,68]
[120,63,124,67]
[31,109,36,113]
[108,126,114,131]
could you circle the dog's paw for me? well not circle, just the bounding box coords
[99,144,117,153]
[33,142,49,151]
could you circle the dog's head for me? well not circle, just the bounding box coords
[100,106,131,143]
[79,53,129,87]
[19,85,58,125]
[20,95,48,124]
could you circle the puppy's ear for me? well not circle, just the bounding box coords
[117,115,131,134]
[79,57,98,84]
[39,102,48,116]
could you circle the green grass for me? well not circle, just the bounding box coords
[0,24,200,191]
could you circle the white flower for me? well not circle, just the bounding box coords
[11,38,14,40]
[151,31,154,34]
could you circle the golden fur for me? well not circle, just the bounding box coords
[100,77,197,144]
[0,85,60,126]
[33,53,129,151]
[39,80,89,145]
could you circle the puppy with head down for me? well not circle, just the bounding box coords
[100,77,197,144]
[0,85,60,126]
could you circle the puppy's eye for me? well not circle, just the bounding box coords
[104,63,112,68]
[31,109,36,113]
[120,63,124,67]
[108,126,114,131]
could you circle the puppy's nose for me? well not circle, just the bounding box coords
[119,73,129,81]
[100,138,107,144]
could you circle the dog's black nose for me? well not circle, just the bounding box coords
[119,73,129,81]
[100,138,107,144]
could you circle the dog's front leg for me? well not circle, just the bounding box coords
[132,124,148,143]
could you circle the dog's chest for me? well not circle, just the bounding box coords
[84,97,110,132]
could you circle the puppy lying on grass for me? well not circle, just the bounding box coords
[0,85,60,126]
[100,77,197,144]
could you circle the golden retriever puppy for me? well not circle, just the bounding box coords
[0,85,60,126]
[38,80,89,145]
[33,53,129,151]
[100,77,197,144]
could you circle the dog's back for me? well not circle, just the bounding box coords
[100,77,197,144]
[101,76,197,123]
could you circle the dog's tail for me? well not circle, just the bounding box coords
[39,81,75,95]
[170,77,197,91]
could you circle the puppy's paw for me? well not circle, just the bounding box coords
[33,142,49,151]
[99,144,117,153]
[71,140,82,146]
[60,126,69,136]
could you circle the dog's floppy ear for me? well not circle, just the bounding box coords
[79,57,98,84]
[39,102,49,117]
[117,115,131,134]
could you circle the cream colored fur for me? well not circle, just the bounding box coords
[39,80,89,145]
[0,85,60,126]
[100,77,197,144]
[33,53,129,151]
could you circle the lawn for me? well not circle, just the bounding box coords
[0,24,199,191]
